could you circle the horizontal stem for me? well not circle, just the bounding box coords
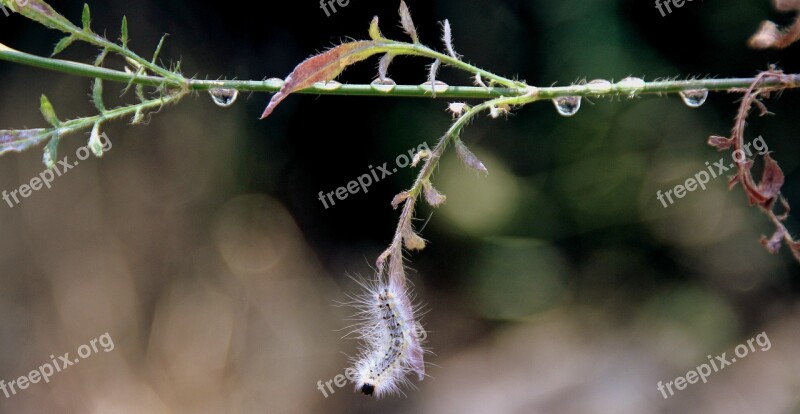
[0,43,168,86]
[3,44,800,100]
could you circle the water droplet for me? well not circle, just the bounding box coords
[370,78,397,93]
[617,77,645,97]
[265,77,284,85]
[209,88,238,107]
[586,79,612,94]
[679,89,709,108]
[419,81,449,93]
[314,80,342,91]
[552,96,581,117]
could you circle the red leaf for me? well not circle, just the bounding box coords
[708,135,735,150]
[757,153,785,201]
[260,41,382,119]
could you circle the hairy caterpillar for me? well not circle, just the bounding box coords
[348,276,426,398]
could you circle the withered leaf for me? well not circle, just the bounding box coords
[378,53,395,82]
[399,1,419,44]
[422,181,447,207]
[749,18,800,49]
[261,41,382,119]
[708,135,735,150]
[757,153,785,201]
[391,190,411,209]
[455,139,488,174]
[402,224,426,251]
[0,129,49,156]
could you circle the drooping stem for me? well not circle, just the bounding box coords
[380,93,529,288]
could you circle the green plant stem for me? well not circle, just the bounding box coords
[4,43,799,101]
[37,92,185,143]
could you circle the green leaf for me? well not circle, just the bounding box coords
[369,16,384,41]
[42,134,59,170]
[39,95,60,127]
[81,3,90,31]
[88,122,104,157]
[51,35,75,56]
[151,34,168,65]
[120,16,129,48]
[92,78,105,112]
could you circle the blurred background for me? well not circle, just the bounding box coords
[1,0,799,413]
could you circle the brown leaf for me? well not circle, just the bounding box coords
[399,1,419,43]
[411,149,430,167]
[757,153,785,201]
[402,224,426,251]
[391,191,411,209]
[749,17,800,49]
[422,181,446,207]
[708,135,735,150]
[749,21,783,49]
[260,41,382,118]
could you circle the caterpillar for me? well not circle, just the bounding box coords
[349,276,426,398]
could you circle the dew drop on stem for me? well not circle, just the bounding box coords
[587,79,612,94]
[552,96,581,117]
[209,88,239,107]
[679,89,709,108]
[314,80,343,91]
[370,78,397,93]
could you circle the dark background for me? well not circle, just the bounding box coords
[0,0,798,413]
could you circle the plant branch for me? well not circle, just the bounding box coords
[378,93,529,287]
[4,43,800,100]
